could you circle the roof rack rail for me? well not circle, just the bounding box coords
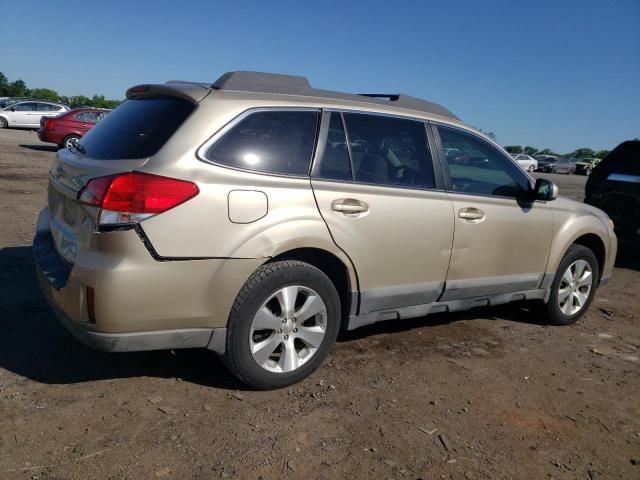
[209,71,459,120]
[212,71,311,92]
[358,93,400,101]
[166,80,211,88]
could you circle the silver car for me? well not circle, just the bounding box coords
[0,100,69,129]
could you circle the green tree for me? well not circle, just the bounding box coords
[595,149,610,159]
[0,72,8,95]
[571,148,595,159]
[30,88,59,101]
[524,146,539,156]
[69,95,92,108]
[8,79,28,96]
[504,145,523,154]
[538,148,558,156]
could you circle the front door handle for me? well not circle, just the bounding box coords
[458,207,485,222]
[331,198,369,214]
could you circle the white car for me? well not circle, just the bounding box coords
[511,153,538,172]
[0,100,69,129]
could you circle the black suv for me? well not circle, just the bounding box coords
[585,140,640,237]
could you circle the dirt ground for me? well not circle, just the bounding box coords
[1,128,639,480]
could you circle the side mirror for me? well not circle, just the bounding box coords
[10,107,15,112]
[533,178,558,201]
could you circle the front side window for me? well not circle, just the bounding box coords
[206,110,319,176]
[438,125,530,197]
[13,102,35,111]
[342,113,435,189]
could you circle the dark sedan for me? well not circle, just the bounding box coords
[536,156,575,174]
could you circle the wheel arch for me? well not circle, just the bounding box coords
[572,233,605,280]
[266,247,358,329]
[546,221,609,282]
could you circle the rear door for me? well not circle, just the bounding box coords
[311,111,454,315]
[434,124,554,299]
[47,96,196,264]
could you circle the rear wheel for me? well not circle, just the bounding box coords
[543,244,599,325]
[62,135,80,149]
[0,117,7,129]
[528,164,535,172]
[223,260,341,389]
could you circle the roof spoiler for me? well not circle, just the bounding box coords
[126,82,210,103]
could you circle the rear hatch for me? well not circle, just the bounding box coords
[47,93,199,265]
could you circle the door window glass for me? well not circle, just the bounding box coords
[313,112,352,181]
[13,102,36,111]
[343,113,435,189]
[438,125,530,197]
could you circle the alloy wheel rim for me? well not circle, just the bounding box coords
[557,259,593,315]
[249,285,327,373]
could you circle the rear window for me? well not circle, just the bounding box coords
[78,97,194,159]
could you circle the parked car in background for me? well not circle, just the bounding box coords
[34,71,617,389]
[575,157,600,176]
[38,108,110,149]
[535,155,558,172]
[585,141,640,237]
[511,154,538,172]
[536,156,575,174]
[0,96,33,109]
[0,100,69,129]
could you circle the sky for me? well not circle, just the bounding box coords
[1,0,638,153]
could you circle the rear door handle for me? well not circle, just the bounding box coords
[458,207,485,222]
[331,198,369,214]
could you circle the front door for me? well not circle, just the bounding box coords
[434,124,554,300]
[311,111,454,315]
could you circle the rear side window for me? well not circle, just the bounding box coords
[206,110,319,176]
[78,97,194,160]
[343,113,435,189]
[312,112,352,181]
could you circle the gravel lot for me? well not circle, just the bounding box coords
[1,128,639,479]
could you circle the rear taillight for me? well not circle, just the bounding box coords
[78,172,199,225]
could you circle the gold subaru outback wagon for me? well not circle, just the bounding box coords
[34,71,617,389]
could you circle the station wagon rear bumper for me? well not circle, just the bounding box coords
[33,209,262,354]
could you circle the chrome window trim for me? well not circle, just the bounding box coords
[196,107,321,178]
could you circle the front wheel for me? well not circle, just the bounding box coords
[0,117,7,129]
[543,244,599,325]
[223,260,341,389]
[528,165,535,172]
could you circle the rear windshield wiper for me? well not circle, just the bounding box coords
[71,141,86,154]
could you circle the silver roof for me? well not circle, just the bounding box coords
[208,71,460,121]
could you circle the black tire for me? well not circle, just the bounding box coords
[62,135,80,150]
[543,244,599,326]
[0,117,7,129]
[223,260,341,390]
